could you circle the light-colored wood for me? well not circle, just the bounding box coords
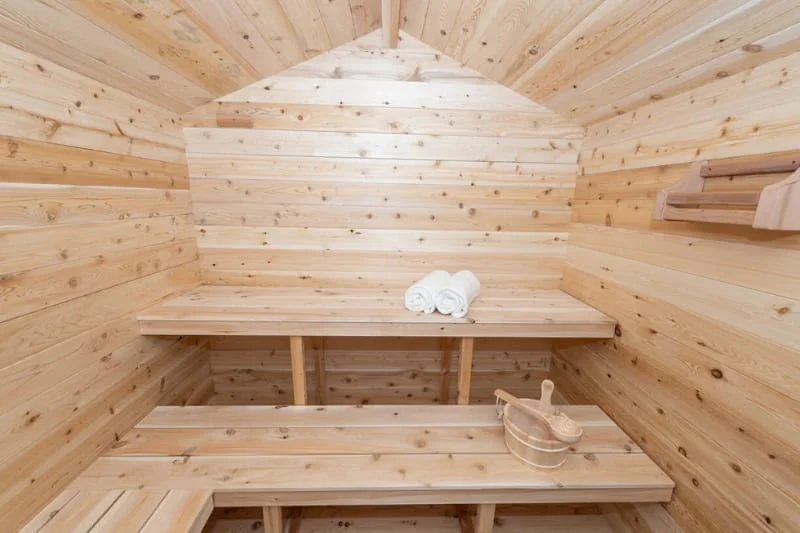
[495,385,583,443]
[140,490,214,533]
[475,503,496,533]
[666,192,762,207]
[382,0,401,48]
[207,336,552,406]
[456,337,474,405]
[138,287,615,338]
[70,404,673,506]
[202,507,617,533]
[439,338,453,404]
[564,49,800,533]
[77,489,167,532]
[263,506,283,533]
[0,32,207,531]
[290,336,308,405]
[185,32,580,291]
[754,169,800,230]
[0,3,797,122]
[654,154,800,230]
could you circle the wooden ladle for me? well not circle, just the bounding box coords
[495,382,583,444]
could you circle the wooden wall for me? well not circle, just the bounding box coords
[555,50,800,533]
[184,31,582,289]
[210,336,552,406]
[182,31,581,404]
[0,41,210,530]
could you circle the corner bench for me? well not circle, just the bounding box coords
[137,286,617,404]
[59,404,673,533]
[22,488,212,533]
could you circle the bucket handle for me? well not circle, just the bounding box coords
[494,388,583,444]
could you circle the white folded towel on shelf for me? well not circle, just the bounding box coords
[404,270,453,314]
[435,270,481,318]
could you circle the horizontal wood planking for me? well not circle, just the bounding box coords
[208,336,552,405]
[0,136,188,189]
[0,40,207,531]
[136,286,616,338]
[188,33,581,298]
[0,40,185,141]
[187,154,578,186]
[204,511,615,533]
[0,183,191,228]
[184,102,581,138]
[559,54,800,533]
[220,75,554,111]
[74,406,671,505]
[185,129,578,164]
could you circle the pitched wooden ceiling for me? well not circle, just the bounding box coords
[0,0,382,112]
[0,0,798,124]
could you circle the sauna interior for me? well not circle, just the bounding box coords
[2,1,799,532]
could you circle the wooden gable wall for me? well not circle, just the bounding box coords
[554,50,800,533]
[0,41,211,530]
[181,31,580,405]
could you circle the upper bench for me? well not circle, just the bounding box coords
[137,286,616,338]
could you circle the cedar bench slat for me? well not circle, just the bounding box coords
[137,286,616,338]
[28,405,672,533]
[22,489,212,533]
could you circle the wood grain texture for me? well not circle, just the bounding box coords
[2,1,798,122]
[186,31,580,292]
[137,286,615,338]
[0,0,383,111]
[558,49,800,533]
[71,405,673,505]
[207,336,552,406]
[395,1,800,124]
[0,42,208,532]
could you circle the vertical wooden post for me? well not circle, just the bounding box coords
[314,337,327,405]
[439,338,453,404]
[262,506,282,533]
[381,0,401,48]
[457,337,474,405]
[476,504,496,533]
[290,336,307,405]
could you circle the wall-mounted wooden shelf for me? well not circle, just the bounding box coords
[654,152,800,230]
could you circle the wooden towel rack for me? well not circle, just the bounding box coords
[654,152,800,230]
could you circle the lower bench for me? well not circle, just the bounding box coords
[51,404,674,533]
[22,488,212,533]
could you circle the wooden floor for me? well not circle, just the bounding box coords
[72,405,673,507]
[137,286,616,337]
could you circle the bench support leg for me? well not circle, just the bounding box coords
[262,506,282,533]
[476,503,496,533]
[290,336,307,405]
[457,337,474,405]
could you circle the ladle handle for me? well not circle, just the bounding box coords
[540,379,555,415]
[494,388,582,444]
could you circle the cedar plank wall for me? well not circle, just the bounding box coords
[554,51,800,533]
[184,31,582,404]
[0,42,210,530]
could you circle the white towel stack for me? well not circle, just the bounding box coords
[435,270,481,318]
[404,270,481,318]
[404,270,453,314]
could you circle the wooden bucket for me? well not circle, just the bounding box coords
[500,399,570,469]
[495,381,582,469]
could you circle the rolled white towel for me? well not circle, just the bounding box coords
[404,270,452,314]
[436,270,481,318]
